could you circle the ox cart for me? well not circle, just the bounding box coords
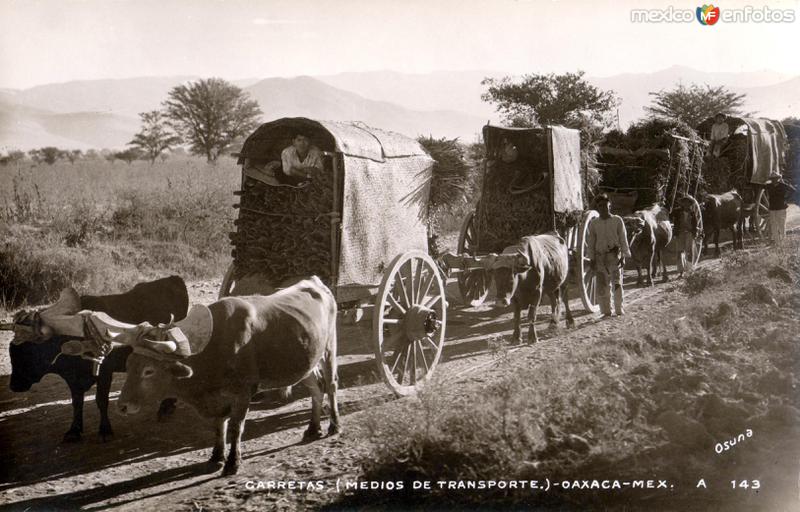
[220,117,446,396]
[596,123,708,267]
[446,124,600,313]
[696,116,788,237]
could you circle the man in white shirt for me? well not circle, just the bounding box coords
[281,132,324,180]
[709,113,729,157]
[587,193,631,317]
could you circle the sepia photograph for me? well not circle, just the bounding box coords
[0,0,798,510]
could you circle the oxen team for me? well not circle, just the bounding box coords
[0,188,758,476]
[4,275,339,476]
[446,187,757,346]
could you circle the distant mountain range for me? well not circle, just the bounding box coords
[0,66,797,151]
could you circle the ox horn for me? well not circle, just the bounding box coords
[141,338,179,354]
[39,288,82,320]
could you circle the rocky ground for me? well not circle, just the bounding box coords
[0,210,798,511]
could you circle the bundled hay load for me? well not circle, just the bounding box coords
[417,136,472,209]
[599,119,705,212]
[473,125,584,253]
[475,130,551,252]
[231,172,334,285]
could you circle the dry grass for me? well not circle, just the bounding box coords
[0,157,239,306]
[0,154,472,307]
[337,239,800,510]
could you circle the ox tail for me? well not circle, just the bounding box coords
[323,315,339,401]
[322,316,340,433]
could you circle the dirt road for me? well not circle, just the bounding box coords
[1,208,798,511]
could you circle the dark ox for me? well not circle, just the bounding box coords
[624,204,673,286]
[7,276,188,442]
[486,233,574,344]
[702,190,744,256]
[117,276,340,476]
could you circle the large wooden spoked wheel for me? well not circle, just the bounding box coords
[753,188,770,238]
[373,251,447,397]
[218,263,236,299]
[575,210,600,313]
[456,212,490,307]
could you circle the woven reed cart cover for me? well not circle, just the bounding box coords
[220,117,447,396]
[451,124,600,313]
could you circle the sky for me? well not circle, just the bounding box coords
[1,0,799,89]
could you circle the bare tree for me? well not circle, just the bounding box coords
[163,78,262,162]
[128,110,181,164]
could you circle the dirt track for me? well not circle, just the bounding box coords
[1,209,797,511]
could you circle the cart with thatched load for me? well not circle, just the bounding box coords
[221,117,446,396]
[597,119,708,266]
[598,119,708,214]
[442,124,600,313]
[696,116,788,236]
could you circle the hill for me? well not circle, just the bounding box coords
[1,67,797,150]
[243,76,485,141]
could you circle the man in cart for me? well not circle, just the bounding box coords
[243,131,324,188]
[587,193,631,318]
[709,112,730,158]
[281,131,324,182]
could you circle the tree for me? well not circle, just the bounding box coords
[64,149,83,164]
[646,83,747,127]
[163,78,262,162]
[29,147,63,165]
[0,150,26,166]
[481,71,619,128]
[128,110,181,164]
[113,148,142,165]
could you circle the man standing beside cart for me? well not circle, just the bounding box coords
[764,175,797,244]
[587,193,631,318]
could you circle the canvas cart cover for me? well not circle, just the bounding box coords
[548,126,583,213]
[743,118,786,185]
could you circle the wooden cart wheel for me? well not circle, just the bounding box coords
[576,210,600,313]
[373,251,447,397]
[218,263,236,299]
[753,188,770,238]
[456,211,490,307]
